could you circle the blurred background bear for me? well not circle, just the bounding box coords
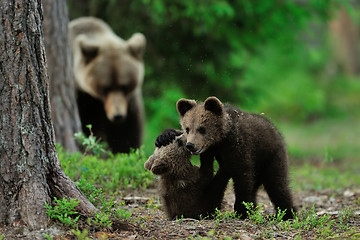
[69,17,146,154]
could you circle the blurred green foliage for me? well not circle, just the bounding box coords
[67,0,360,155]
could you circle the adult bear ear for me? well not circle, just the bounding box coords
[127,33,146,59]
[204,96,223,116]
[177,99,197,117]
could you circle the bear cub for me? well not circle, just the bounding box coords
[145,129,229,220]
[176,96,297,220]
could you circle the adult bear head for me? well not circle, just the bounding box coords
[69,17,146,122]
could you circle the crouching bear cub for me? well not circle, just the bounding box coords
[69,17,146,153]
[177,96,297,220]
[145,129,230,220]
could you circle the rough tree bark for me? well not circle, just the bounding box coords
[0,0,97,230]
[43,0,81,152]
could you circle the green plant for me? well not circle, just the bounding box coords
[145,196,160,210]
[88,212,112,228]
[174,215,185,223]
[74,124,108,157]
[45,197,80,228]
[291,205,334,231]
[114,201,132,219]
[316,223,334,238]
[336,206,354,231]
[43,234,53,240]
[212,208,238,222]
[71,229,90,240]
[243,202,266,224]
[77,179,131,220]
[267,207,287,224]
[77,179,112,213]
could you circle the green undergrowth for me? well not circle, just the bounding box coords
[187,203,359,240]
[45,181,131,230]
[57,145,155,192]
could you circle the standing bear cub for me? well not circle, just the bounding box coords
[176,96,296,220]
[69,17,146,153]
[145,129,229,220]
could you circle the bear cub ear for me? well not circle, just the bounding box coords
[127,33,146,59]
[177,99,197,117]
[204,96,223,116]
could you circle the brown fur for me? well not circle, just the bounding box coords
[177,96,296,220]
[69,17,146,153]
[145,130,229,220]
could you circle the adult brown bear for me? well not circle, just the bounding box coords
[69,17,146,153]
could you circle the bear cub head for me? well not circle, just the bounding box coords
[69,17,146,122]
[144,129,192,176]
[176,96,229,155]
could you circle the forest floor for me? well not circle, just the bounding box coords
[1,184,360,239]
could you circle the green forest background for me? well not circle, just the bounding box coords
[67,0,360,166]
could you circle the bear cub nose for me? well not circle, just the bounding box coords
[186,142,195,151]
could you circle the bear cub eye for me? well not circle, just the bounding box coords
[185,128,190,134]
[198,126,206,135]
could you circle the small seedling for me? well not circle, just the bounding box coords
[114,201,132,219]
[74,124,109,157]
[77,179,113,213]
[77,179,131,219]
[89,212,112,228]
[71,229,90,240]
[243,202,266,224]
[45,197,80,228]
[336,206,354,231]
[267,207,287,224]
[291,205,334,231]
[146,196,160,210]
[212,208,238,222]
[43,234,53,240]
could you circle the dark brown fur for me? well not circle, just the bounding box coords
[177,96,296,220]
[145,130,229,220]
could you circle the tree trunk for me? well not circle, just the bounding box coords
[329,5,360,76]
[0,0,97,231]
[43,0,81,152]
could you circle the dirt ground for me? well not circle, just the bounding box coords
[1,185,359,240]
